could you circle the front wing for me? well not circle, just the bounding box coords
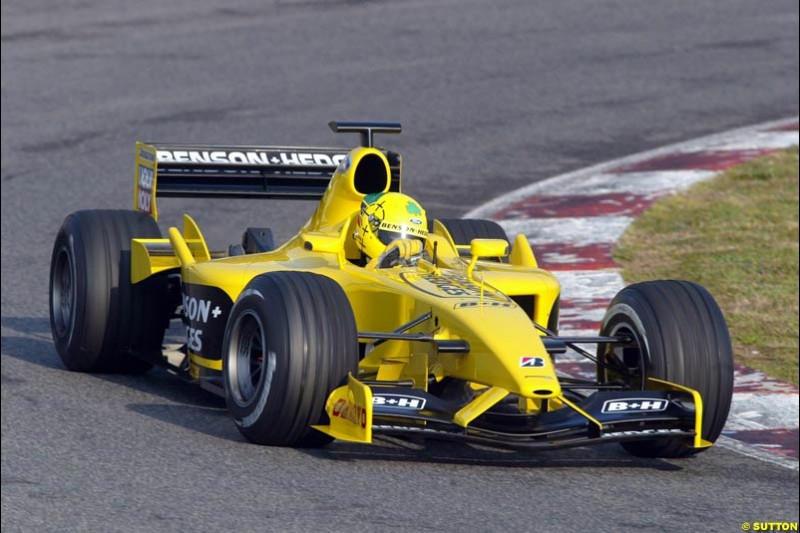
[314,375,710,451]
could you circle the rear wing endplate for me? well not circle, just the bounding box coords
[134,141,401,220]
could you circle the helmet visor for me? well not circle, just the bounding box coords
[377,228,424,246]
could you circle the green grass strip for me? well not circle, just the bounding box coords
[615,147,799,383]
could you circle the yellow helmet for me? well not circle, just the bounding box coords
[354,192,428,259]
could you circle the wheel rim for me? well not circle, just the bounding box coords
[600,321,647,390]
[52,247,75,337]
[227,310,274,406]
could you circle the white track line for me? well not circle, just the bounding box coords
[466,116,799,219]
[726,394,800,431]
[499,217,634,246]
[554,270,625,301]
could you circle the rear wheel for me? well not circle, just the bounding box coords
[598,280,734,457]
[49,210,169,373]
[222,271,358,447]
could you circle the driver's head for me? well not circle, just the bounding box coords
[353,192,428,259]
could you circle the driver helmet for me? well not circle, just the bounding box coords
[354,192,428,259]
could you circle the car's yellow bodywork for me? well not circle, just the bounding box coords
[129,136,708,450]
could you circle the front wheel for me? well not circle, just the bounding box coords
[222,271,358,447]
[598,280,734,458]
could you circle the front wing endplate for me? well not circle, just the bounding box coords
[313,374,373,443]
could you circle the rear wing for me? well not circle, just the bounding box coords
[134,141,402,220]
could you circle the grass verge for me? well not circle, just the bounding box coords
[614,147,799,384]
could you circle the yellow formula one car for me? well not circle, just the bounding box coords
[49,122,734,457]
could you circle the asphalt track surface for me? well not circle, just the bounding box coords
[2,1,798,531]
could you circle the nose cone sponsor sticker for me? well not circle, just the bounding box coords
[520,356,546,368]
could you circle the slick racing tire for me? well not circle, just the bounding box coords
[437,218,509,253]
[49,210,168,373]
[222,271,358,447]
[597,280,734,458]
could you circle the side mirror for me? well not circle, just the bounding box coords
[467,238,508,280]
[470,238,508,259]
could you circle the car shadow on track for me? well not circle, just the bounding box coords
[125,402,238,442]
[2,325,277,446]
[2,315,227,411]
[300,434,684,472]
[1,317,63,369]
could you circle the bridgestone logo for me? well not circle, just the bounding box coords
[156,150,346,167]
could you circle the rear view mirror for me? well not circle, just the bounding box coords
[467,239,509,281]
[470,238,508,259]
